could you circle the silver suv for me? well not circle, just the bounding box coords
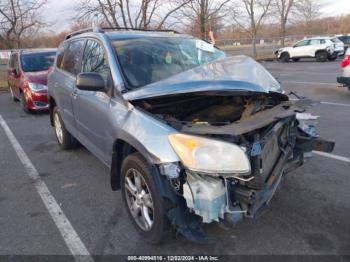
[48,27,334,244]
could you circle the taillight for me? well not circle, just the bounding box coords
[341,56,350,68]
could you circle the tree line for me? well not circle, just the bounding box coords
[1,0,349,58]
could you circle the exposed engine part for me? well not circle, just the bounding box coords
[183,172,226,223]
[135,93,288,128]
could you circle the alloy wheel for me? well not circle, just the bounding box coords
[124,168,154,231]
[54,113,63,144]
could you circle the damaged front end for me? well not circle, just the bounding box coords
[121,56,334,243]
[133,90,334,243]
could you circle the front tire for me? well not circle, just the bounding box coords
[53,106,78,150]
[280,52,290,62]
[121,152,169,244]
[20,92,29,113]
[328,54,337,61]
[316,51,328,62]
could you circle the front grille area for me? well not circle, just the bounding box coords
[246,119,293,190]
[34,101,48,107]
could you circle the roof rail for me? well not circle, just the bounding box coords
[100,27,179,34]
[64,27,179,40]
[64,27,103,40]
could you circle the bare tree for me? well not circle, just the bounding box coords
[181,0,230,40]
[232,0,272,58]
[274,0,296,46]
[0,0,47,48]
[295,0,323,34]
[76,0,191,30]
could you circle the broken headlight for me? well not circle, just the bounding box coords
[168,133,251,175]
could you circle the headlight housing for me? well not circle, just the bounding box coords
[168,133,251,175]
[28,82,47,91]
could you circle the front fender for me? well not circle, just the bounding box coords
[109,99,180,165]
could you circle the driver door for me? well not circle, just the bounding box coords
[72,39,114,166]
[292,40,310,57]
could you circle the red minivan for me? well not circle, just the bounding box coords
[7,49,56,112]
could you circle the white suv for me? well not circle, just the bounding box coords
[337,48,350,90]
[275,37,336,62]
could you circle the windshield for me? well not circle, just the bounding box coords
[112,37,225,88]
[331,38,341,43]
[21,52,56,72]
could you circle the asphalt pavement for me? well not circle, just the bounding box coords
[0,59,349,258]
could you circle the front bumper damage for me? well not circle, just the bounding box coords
[154,99,334,244]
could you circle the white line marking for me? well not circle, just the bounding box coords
[320,101,350,108]
[0,115,94,262]
[313,151,350,164]
[282,81,338,86]
[288,99,350,108]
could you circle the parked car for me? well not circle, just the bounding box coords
[331,37,345,56]
[275,37,336,62]
[48,28,334,244]
[337,48,350,90]
[7,49,56,112]
[336,34,350,53]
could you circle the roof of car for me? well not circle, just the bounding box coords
[305,36,331,40]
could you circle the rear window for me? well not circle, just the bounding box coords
[309,39,321,45]
[60,40,85,75]
[331,38,341,43]
[338,36,350,44]
[20,52,56,72]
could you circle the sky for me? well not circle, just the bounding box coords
[44,0,350,32]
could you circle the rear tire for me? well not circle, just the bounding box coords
[280,52,290,63]
[121,152,169,244]
[316,51,328,62]
[20,92,30,113]
[328,54,337,61]
[53,106,78,150]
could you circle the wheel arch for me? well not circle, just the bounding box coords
[315,49,328,56]
[110,138,154,191]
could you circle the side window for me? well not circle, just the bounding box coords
[295,40,309,47]
[61,40,84,75]
[8,54,15,68]
[12,54,19,70]
[81,39,110,82]
[56,43,67,69]
[309,39,321,45]
[320,39,326,44]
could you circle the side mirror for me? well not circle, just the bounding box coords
[76,72,105,92]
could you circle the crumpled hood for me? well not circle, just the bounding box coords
[123,55,282,101]
[24,71,49,85]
